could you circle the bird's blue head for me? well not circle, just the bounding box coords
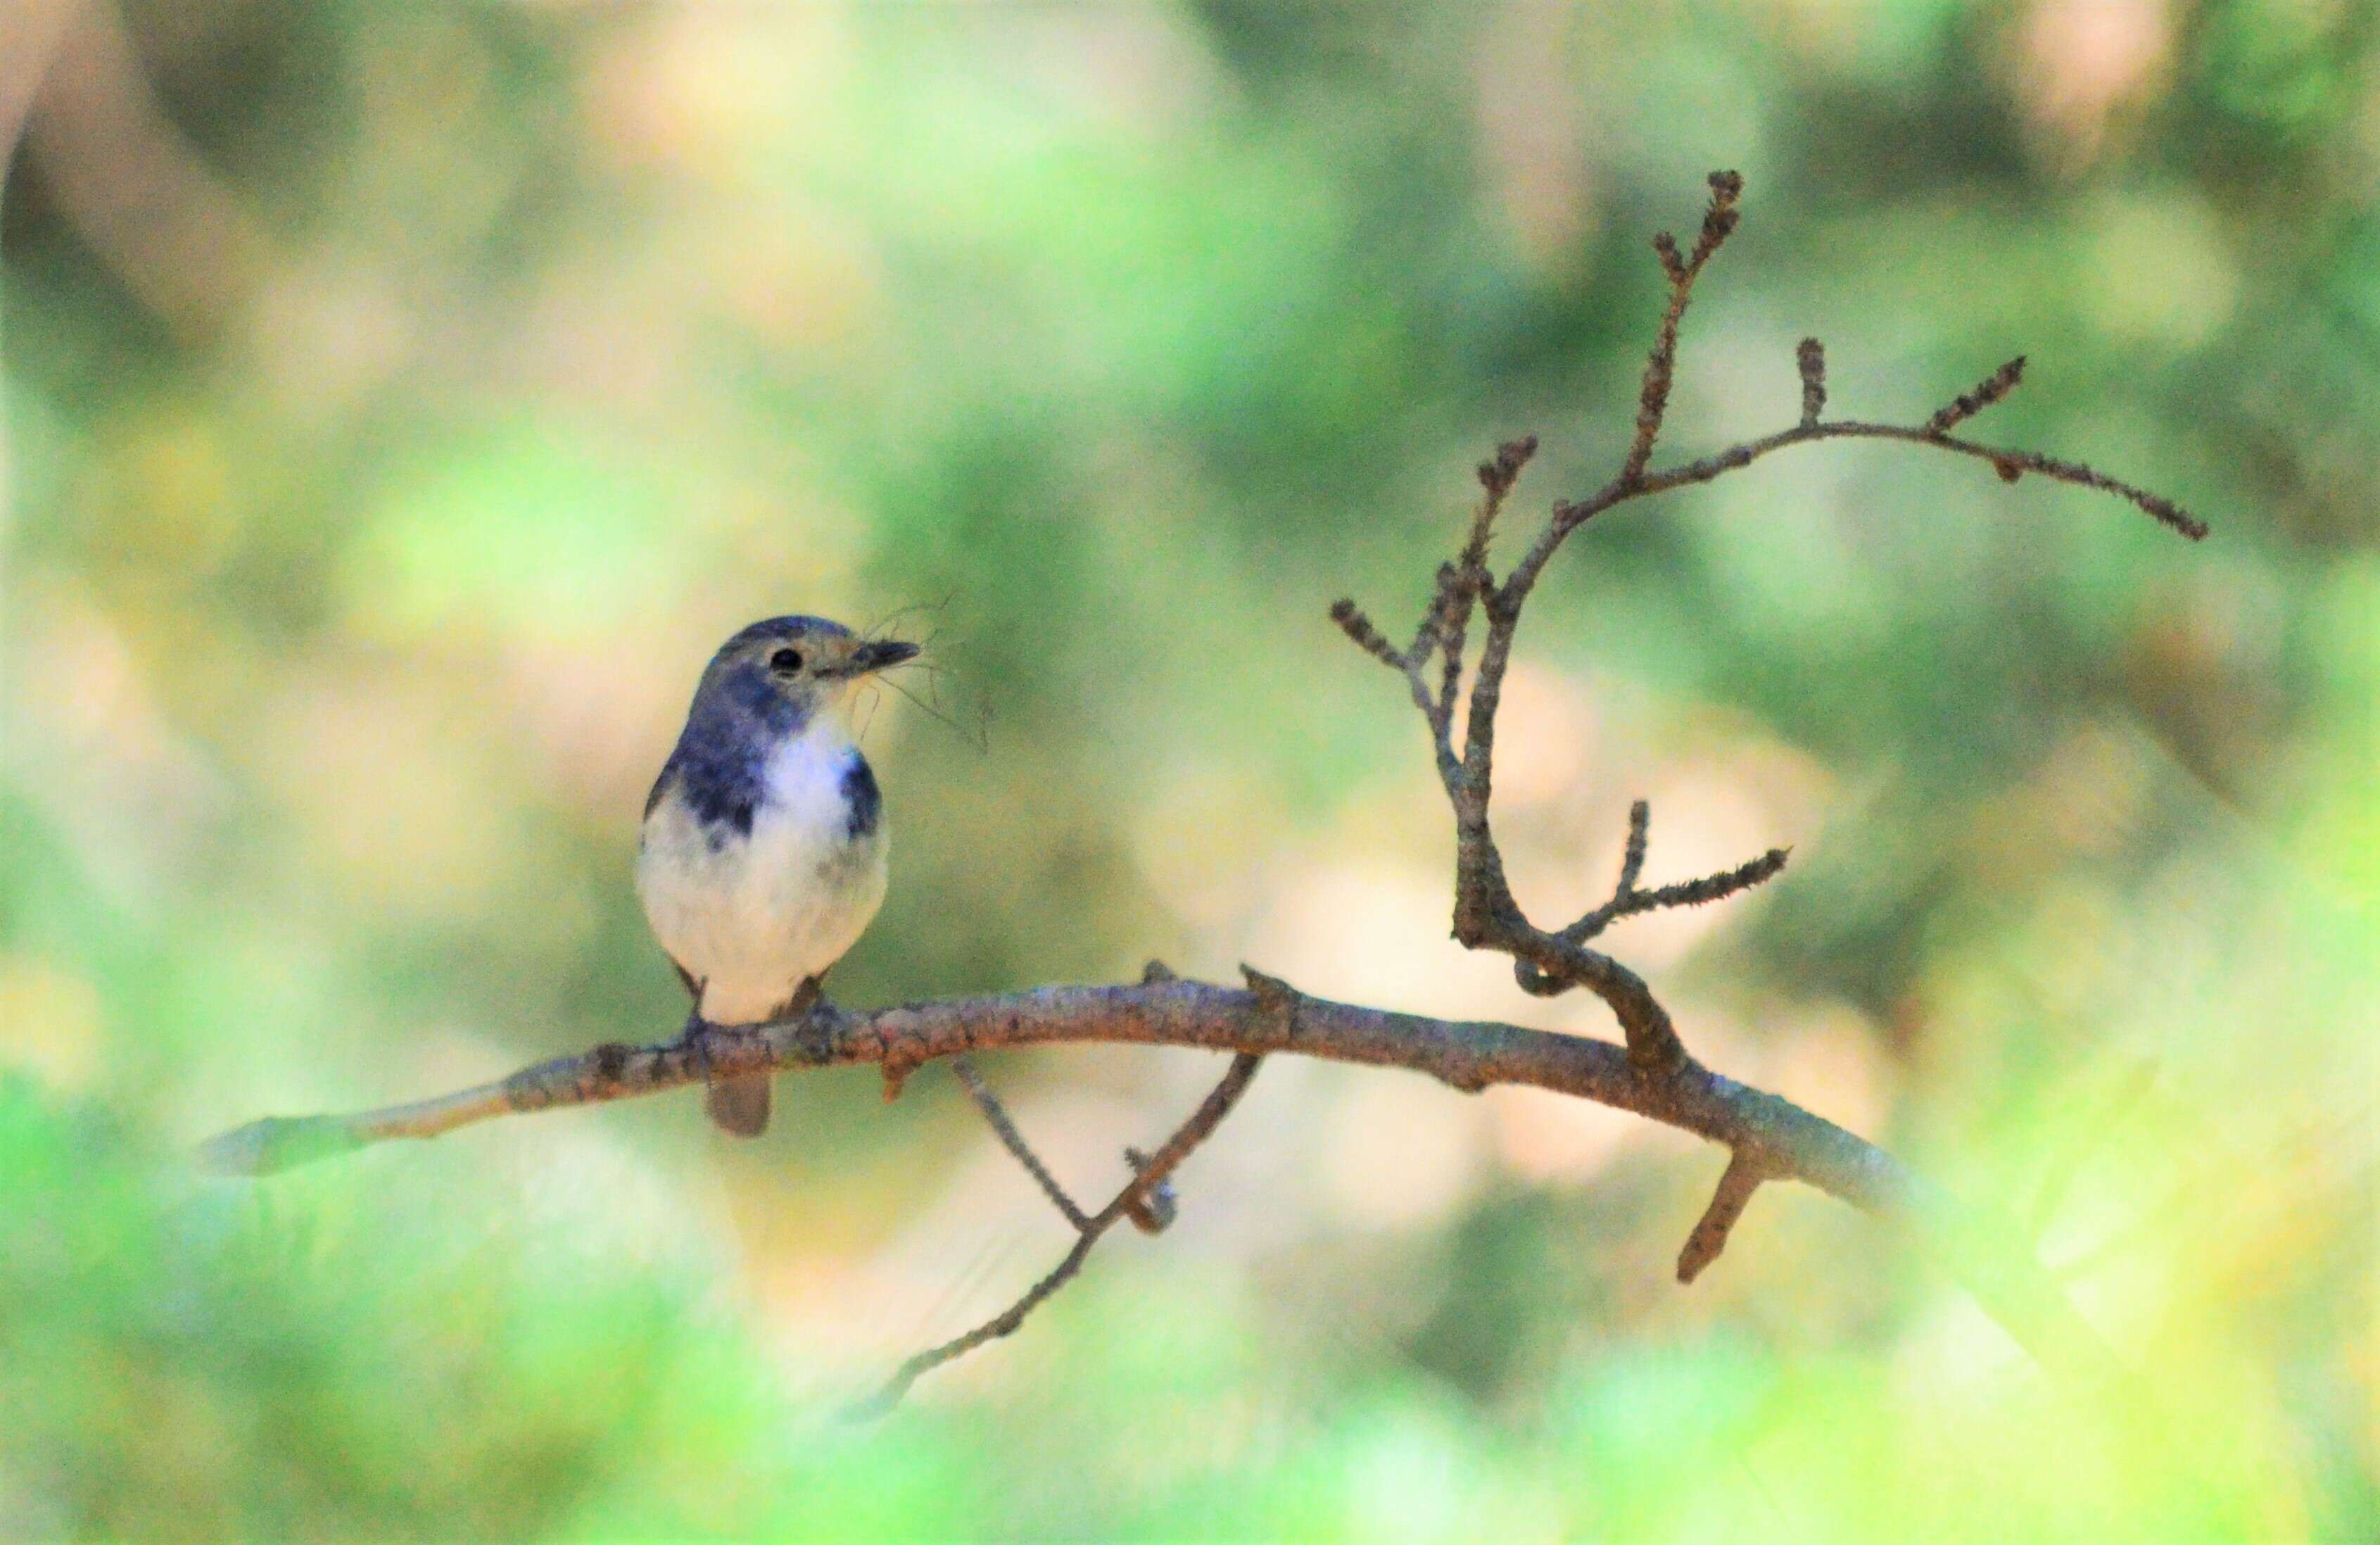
[686,615,921,740]
[652,616,920,835]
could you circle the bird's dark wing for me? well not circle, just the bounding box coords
[643,755,680,821]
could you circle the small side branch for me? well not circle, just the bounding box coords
[1563,799,1787,945]
[1797,336,1827,427]
[1611,847,1790,925]
[1678,1150,1768,1283]
[1637,416,2209,541]
[1616,796,1652,895]
[852,1050,1265,1418]
[1331,433,1538,799]
[1467,434,1536,563]
[1386,172,2200,1071]
[1328,598,1407,671]
[1928,355,2026,435]
[1512,800,1787,1002]
[950,1055,1088,1231]
[1120,1145,1178,1235]
[1625,170,1742,485]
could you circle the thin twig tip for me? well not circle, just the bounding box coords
[1797,336,1827,425]
[1329,598,1405,669]
[1476,433,1538,496]
[1929,354,2028,434]
[195,1116,355,1178]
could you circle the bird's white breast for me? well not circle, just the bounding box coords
[635,719,889,1024]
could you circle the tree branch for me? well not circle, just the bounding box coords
[200,171,2194,1413]
[1677,1149,1768,1284]
[949,1053,1089,1231]
[1625,170,1742,484]
[1331,171,2202,1081]
[197,976,2120,1390]
[849,1049,1264,1419]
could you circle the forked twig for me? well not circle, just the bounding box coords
[849,1052,1263,1419]
[950,1054,1089,1231]
[1329,168,2198,1295]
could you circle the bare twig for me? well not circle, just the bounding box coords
[950,1054,1088,1231]
[1559,800,1787,947]
[201,172,2193,1416]
[1624,170,1742,485]
[1929,355,2027,435]
[195,977,2121,1391]
[1431,562,1474,732]
[1797,336,1827,427]
[1623,847,1792,919]
[1327,598,1405,671]
[1466,434,1537,568]
[849,1050,1264,1418]
[1331,170,2204,1076]
[1616,797,1652,895]
[1678,1150,1768,1283]
[1635,417,2208,540]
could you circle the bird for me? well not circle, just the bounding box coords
[636,615,918,1137]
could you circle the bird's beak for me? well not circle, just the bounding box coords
[837,639,920,677]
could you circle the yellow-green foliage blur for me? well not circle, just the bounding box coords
[1,2,2372,1540]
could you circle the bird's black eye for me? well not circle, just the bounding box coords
[768,648,804,675]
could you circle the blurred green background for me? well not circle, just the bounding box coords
[1,1,2372,1539]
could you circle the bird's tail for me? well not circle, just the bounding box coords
[696,976,820,1139]
[704,1073,772,1138]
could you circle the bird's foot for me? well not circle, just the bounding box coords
[672,1009,757,1078]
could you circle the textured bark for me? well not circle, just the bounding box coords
[199,976,2122,1392]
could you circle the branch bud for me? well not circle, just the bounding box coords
[1797,336,1826,426]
